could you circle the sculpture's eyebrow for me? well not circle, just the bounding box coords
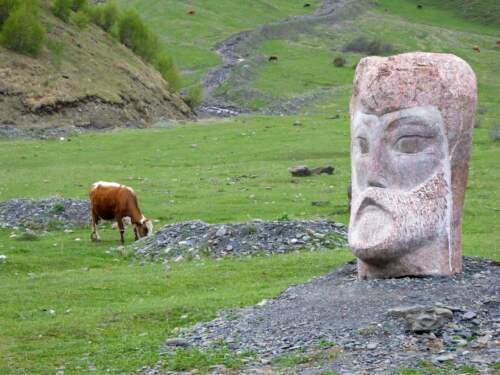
[386,116,435,132]
[382,106,442,131]
[352,113,378,134]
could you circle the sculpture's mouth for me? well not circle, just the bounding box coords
[355,197,387,219]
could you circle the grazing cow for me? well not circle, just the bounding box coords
[496,40,500,45]
[268,55,279,62]
[187,10,196,15]
[89,181,153,244]
[303,3,311,7]
[473,46,481,53]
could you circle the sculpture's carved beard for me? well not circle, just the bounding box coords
[349,170,450,263]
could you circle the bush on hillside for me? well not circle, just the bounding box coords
[91,1,119,32]
[71,0,88,12]
[0,0,19,27]
[184,84,204,109]
[163,65,182,92]
[1,2,46,56]
[52,0,72,22]
[343,36,394,55]
[333,56,346,67]
[72,10,89,29]
[490,122,500,142]
[118,9,158,63]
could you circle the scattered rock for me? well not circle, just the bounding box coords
[159,257,498,374]
[0,255,6,263]
[134,220,347,261]
[311,200,330,206]
[0,198,90,230]
[462,311,477,320]
[388,306,453,333]
[289,166,334,177]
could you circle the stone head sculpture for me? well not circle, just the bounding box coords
[348,52,477,279]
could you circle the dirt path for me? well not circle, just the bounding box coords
[198,0,369,117]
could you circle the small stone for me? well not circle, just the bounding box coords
[0,255,7,263]
[462,311,477,320]
[174,255,184,263]
[190,144,198,148]
[367,342,378,350]
[311,201,330,206]
[164,338,190,348]
[435,353,455,362]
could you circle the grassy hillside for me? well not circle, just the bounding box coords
[117,0,322,84]
[0,5,192,134]
[219,1,500,123]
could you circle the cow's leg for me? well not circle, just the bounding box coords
[134,226,139,241]
[117,217,125,245]
[90,212,101,242]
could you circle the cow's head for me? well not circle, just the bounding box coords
[135,217,153,238]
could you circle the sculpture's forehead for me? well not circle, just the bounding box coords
[352,106,444,134]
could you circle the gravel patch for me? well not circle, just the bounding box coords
[0,198,90,229]
[150,257,499,374]
[134,220,347,261]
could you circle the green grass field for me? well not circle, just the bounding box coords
[1,0,500,374]
[0,115,498,374]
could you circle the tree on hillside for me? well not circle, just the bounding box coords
[1,1,46,56]
[0,0,19,27]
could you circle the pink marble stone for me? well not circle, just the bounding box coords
[348,52,477,279]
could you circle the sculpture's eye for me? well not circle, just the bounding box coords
[393,135,431,154]
[357,137,369,154]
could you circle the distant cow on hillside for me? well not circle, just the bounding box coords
[187,10,196,15]
[268,55,279,62]
[89,181,153,244]
[472,46,481,53]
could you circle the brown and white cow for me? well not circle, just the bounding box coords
[89,181,153,244]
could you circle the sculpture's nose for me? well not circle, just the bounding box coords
[366,146,387,188]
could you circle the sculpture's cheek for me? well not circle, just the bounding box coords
[386,152,443,190]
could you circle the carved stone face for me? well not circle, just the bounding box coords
[349,106,451,262]
[348,52,477,278]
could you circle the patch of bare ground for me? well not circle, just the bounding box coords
[0,10,193,138]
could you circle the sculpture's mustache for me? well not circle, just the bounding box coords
[355,196,388,219]
[352,171,449,222]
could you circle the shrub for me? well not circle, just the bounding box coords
[474,118,482,129]
[333,56,346,67]
[71,0,88,12]
[1,3,46,56]
[72,10,88,29]
[91,1,119,32]
[163,65,182,91]
[343,36,394,55]
[184,84,204,109]
[52,0,72,22]
[490,122,500,142]
[0,0,18,27]
[154,53,182,90]
[118,9,158,63]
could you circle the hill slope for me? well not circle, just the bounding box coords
[0,7,193,138]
